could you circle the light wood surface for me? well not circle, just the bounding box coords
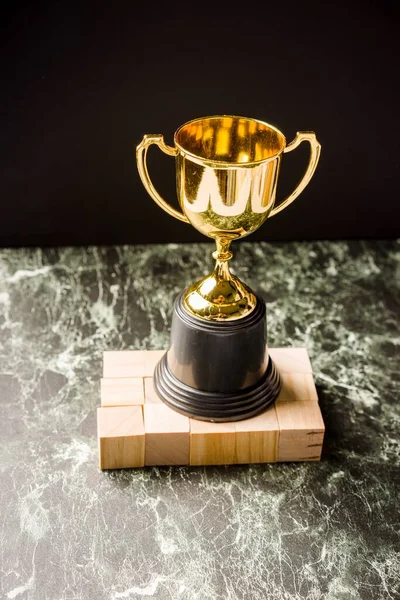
[269,348,313,373]
[275,400,325,462]
[276,372,318,403]
[144,404,190,465]
[97,406,145,469]
[189,419,236,466]
[101,377,144,407]
[235,406,279,463]
[103,350,165,379]
[145,350,165,377]
[98,347,325,468]
[103,351,146,378]
[144,377,163,404]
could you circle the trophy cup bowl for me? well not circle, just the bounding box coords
[137,115,321,421]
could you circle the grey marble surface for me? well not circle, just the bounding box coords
[0,240,399,600]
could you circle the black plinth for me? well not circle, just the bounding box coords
[153,292,281,422]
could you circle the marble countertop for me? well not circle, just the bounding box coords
[0,240,399,600]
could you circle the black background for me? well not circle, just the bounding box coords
[1,1,399,247]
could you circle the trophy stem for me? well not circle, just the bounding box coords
[212,236,233,262]
[211,236,233,284]
[182,236,257,321]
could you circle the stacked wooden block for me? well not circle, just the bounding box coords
[97,348,324,469]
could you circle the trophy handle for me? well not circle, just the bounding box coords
[269,131,321,217]
[136,134,189,223]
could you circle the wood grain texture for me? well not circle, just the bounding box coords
[144,377,163,404]
[103,351,146,378]
[269,348,313,373]
[99,347,325,468]
[189,420,236,466]
[145,350,165,377]
[275,400,325,462]
[144,404,190,466]
[276,372,318,403]
[101,377,144,407]
[97,406,145,469]
[235,406,279,463]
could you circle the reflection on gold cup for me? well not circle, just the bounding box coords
[137,115,321,321]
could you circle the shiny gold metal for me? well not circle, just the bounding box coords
[136,115,321,321]
[136,134,189,223]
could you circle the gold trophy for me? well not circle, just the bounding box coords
[137,115,321,421]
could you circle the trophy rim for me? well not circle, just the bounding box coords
[174,114,287,168]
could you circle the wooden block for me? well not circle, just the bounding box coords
[190,420,236,466]
[275,400,324,462]
[276,372,318,403]
[101,377,144,407]
[269,348,312,373]
[235,406,279,463]
[97,406,145,469]
[144,378,163,404]
[99,348,325,469]
[103,351,146,378]
[144,350,165,377]
[144,404,190,466]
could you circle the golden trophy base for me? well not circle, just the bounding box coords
[182,242,257,321]
[97,348,325,469]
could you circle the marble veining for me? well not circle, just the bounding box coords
[0,240,399,599]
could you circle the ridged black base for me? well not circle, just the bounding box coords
[154,352,281,422]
